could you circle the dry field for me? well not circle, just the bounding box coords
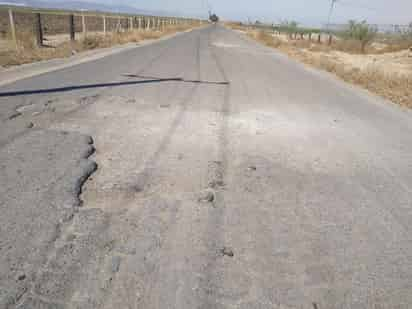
[232,25,412,109]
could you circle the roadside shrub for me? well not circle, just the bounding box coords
[343,20,377,53]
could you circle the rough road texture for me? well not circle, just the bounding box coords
[0,25,412,309]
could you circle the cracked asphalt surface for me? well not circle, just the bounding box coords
[1,25,412,309]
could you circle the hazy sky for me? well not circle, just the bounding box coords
[79,0,412,26]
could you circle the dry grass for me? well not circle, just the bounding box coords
[244,28,412,109]
[376,38,412,54]
[289,39,312,49]
[0,25,194,67]
[303,55,412,108]
[250,30,283,48]
[332,39,363,53]
[0,30,74,66]
[330,37,412,54]
[284,47,412,109]
[225,22,246,31]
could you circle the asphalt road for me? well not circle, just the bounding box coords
[1,25,412,309]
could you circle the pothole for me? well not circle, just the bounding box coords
[220,247,234,257]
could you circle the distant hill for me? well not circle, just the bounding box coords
[0,0,181,16]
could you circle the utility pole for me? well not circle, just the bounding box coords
[326,0,338,32]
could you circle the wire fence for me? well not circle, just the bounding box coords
[0,6,204,48]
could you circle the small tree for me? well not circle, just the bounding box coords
[279,20,298,38]
[344,20,377,53]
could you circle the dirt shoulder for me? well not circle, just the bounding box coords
[235,27,412,109]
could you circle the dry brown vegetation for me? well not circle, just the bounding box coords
[224,22,246,31]
[253,30,283,48]
[307,37,412,55]
[241,27,412,109]
[0,25,194,67]
[290,49,412,108]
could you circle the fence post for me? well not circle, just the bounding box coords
[69,14,75,41]
[129,17,133,30]
[82,14,86,37]
[116,15,121,32]
[308,32,312,41]
[138,17,141,29]
[102,15,106,35]
[34,13,43,47]
[318,33,321,43]
[146,18,150,30]
[8,9,17,48]
[328,34,332,45]
[8,9,17,49]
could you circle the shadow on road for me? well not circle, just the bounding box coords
[0,76,229,97]
[123,74,230,86]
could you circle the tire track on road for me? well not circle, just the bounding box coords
[130,34,202,194]
[199,27,233,308]
[109,31,204,309]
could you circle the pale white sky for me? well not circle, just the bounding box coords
[71,0,412,26]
